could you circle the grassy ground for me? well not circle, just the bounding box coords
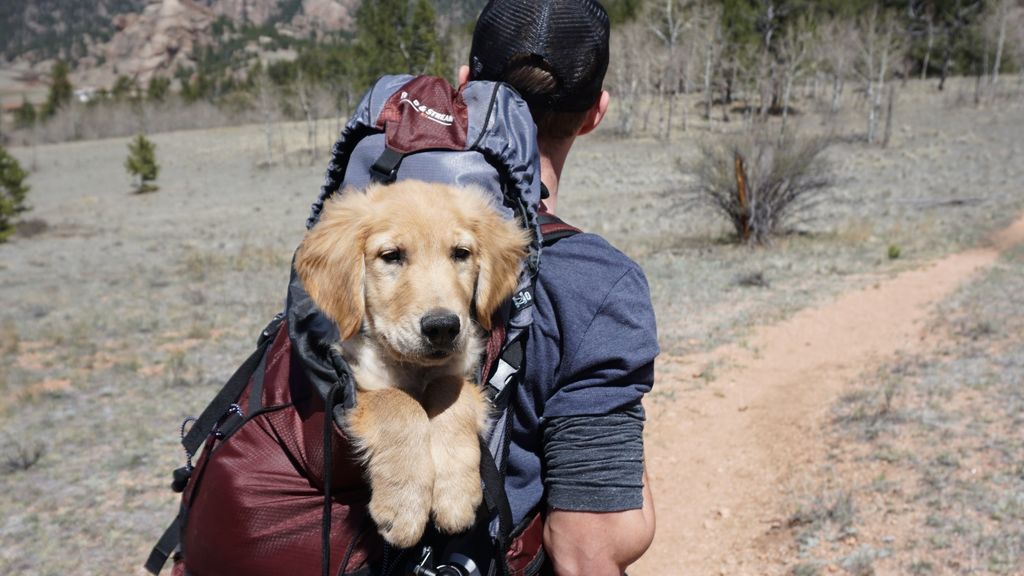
[0,79,1021,573]
[782,244,1024,575]
[567,88,1024,355]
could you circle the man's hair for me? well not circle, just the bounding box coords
[502,59,590,140]
[468,0,610,140]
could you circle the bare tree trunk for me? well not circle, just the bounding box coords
[296,74,317,166]
[666,70,676,140]
[866,9,892,145]
[866,79,877,143]
[258,73,274,167]
[991,7,1007,86]
[974,62,984,106]
[922,19,934,80]
[781,70,794,135]
[830,73,844,115]
[882,83,896,147]
[938,41,953,91]
[682,46,694,133]
[759,56,772,119]
[703,42,714,121]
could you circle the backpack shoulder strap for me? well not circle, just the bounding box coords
[538,211,581,245]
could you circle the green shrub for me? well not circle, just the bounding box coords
[125,134,160,193]
[0,145,30,242]
[887,244,901,259]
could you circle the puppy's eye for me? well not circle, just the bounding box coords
[379,249,404,264]
[452,247,471,262]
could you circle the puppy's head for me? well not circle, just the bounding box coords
[295,180,529,365]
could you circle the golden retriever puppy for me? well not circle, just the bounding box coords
[295,180,529,548]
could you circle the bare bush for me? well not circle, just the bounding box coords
[684,131,833,245]
[3,436,46,474]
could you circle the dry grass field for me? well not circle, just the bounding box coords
[1,79,1023,575]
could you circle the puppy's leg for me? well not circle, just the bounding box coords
[423,377,488,534]
[346,388,434,548]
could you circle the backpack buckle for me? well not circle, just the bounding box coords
[370,147,405,184]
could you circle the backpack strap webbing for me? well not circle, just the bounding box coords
[180,314,284,456]
[538,212,582,246]
[144,314,284,575]
[472,214,581,574]
[482,214,580,407]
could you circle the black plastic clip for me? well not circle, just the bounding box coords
[369,147,405,184]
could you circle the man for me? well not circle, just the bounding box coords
[460,2,659,574]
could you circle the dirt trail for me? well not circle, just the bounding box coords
[633,214,1024,575]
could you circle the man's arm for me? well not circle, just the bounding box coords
[543,466,655,576]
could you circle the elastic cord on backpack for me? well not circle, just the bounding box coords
[322,381,342,576]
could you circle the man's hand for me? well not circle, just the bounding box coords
[543,467,655,576]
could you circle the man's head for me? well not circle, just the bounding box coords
[465,0,611,140]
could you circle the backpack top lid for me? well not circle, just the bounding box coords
[290,75,546,424]
[307,74,543,234]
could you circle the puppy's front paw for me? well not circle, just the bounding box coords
[370,478,433,548]
[431,468,483,534]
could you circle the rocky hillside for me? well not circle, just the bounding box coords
[0,0,148,62]
[1,0,359,84]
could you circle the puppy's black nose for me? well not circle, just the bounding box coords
[421,311,461,349]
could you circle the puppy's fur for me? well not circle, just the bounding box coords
[295,180,529,547]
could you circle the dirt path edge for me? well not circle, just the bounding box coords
[634,213,1024,575]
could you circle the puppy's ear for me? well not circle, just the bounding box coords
[474,213,530,332]
[295,193,369,340]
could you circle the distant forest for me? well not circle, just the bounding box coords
[6,0,1022,146]
[0,0,148,62]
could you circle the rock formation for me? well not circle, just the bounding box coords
[103,0,215,83]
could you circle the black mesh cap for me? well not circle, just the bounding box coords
[469,0,610,113]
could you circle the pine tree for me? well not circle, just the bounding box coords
[354,0,410,85]
[43,60,73,118]
[0,145,30,242]
[408,0,450,78]
[125,134,160,193]
[14,97,37,129]
[354,0,451,84]
[147,76,171,102]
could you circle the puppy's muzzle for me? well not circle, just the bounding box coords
[420,310,461,354]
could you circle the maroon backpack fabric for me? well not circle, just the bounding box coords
[172,323,381,576]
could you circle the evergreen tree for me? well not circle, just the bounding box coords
[112,75,140,101]
[14,97,37,129]
[605,0,645,24]
[354,0,410,84]
[125,134,160,193]
[354,0,451,85]
[408,0,450,78]
[147,76,171,102]
[43,60,73,118]
[0,145,30,242]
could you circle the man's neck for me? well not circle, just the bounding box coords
[538,136,575,215]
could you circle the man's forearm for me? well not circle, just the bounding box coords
[543,467,655,576]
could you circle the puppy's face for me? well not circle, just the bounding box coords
[296,180,529,366]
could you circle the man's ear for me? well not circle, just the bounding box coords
[458,65,471,88]
[295,193,368,340]
[577,90,611,136]
[473,212,530,332]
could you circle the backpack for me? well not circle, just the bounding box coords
[145,75,580,576]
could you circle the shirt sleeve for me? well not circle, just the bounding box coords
[538,251,657,512]
[542,404,646,512]
[542,265,659,419]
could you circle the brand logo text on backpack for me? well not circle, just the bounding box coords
[399,91,454,126]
